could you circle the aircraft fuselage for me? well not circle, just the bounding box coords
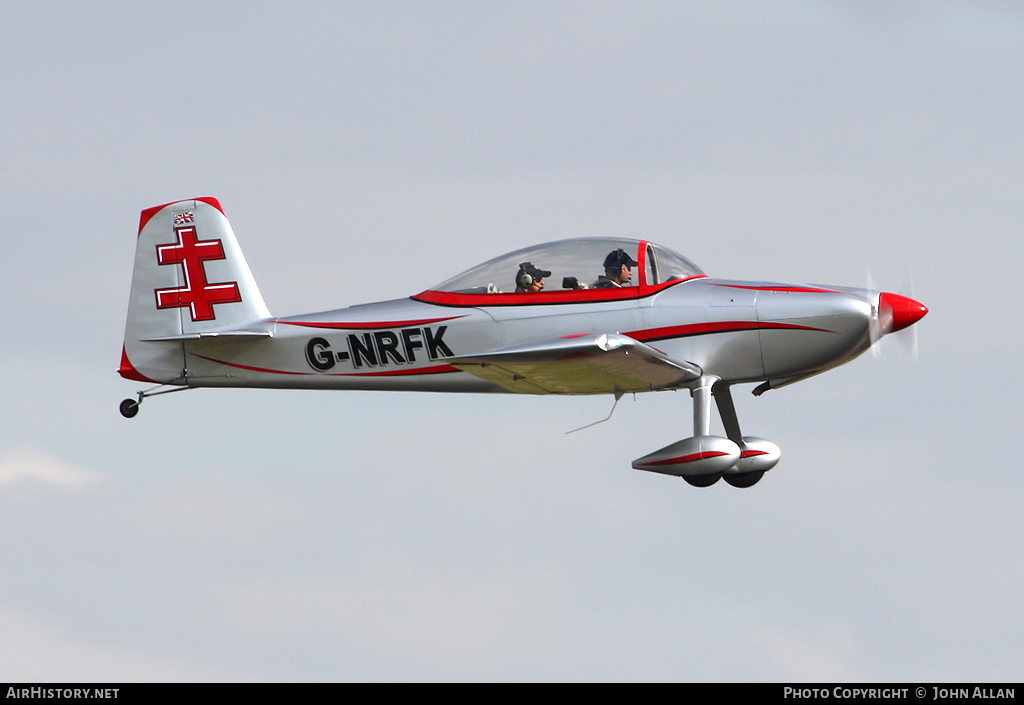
[178,278,876,395]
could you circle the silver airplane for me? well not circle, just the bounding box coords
[119,197,928,488]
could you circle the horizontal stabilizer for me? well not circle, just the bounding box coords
[141,329,273,342]
[449,333,701,394]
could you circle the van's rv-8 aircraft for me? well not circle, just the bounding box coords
[119,197,928,488]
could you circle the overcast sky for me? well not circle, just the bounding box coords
[1,1,1022,681]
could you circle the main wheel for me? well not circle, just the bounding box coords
[119,399,139,418]
[683,472,722,487]
[723,470,765,488]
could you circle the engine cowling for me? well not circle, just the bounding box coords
[632,436,740,477]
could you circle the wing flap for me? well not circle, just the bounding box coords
[448,333,701,394]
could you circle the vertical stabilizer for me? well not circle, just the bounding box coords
[120,197,271,383]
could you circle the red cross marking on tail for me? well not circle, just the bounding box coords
[154,226,242,321]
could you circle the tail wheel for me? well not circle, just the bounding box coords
[683,472,722,487]
[119,399,139,418]
[723,470,765,488]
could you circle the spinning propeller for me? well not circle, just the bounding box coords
[867,272,928,359]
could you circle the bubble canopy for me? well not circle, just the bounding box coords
[413,238,705,306]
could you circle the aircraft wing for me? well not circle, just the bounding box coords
[448,333,702,394]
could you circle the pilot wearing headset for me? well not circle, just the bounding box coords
[515,262,552,293]
[594,249,638,288]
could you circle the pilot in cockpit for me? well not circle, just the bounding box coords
[515,262,551,293]
[594,249,638,288]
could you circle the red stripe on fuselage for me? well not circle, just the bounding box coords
[189,353,459,377]
[190,354,310,375]
[277,315,466,330]
[628,321,834,343]
[712,284,849,295]
[412,276,705,307]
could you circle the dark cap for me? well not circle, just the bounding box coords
[603,248,638,270]
[519,262,551,279]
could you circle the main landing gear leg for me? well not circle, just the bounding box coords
[682,376,725,487]
[693,377,715,438]
[712,380,743,444]
[630,375,741,484]
[713,382,777,488]
[119,385,190,418]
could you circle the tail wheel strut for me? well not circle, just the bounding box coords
[118,385,190,418]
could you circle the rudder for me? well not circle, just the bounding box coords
[120,197,271,383]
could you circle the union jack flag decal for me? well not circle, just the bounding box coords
[173,211,195,225]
